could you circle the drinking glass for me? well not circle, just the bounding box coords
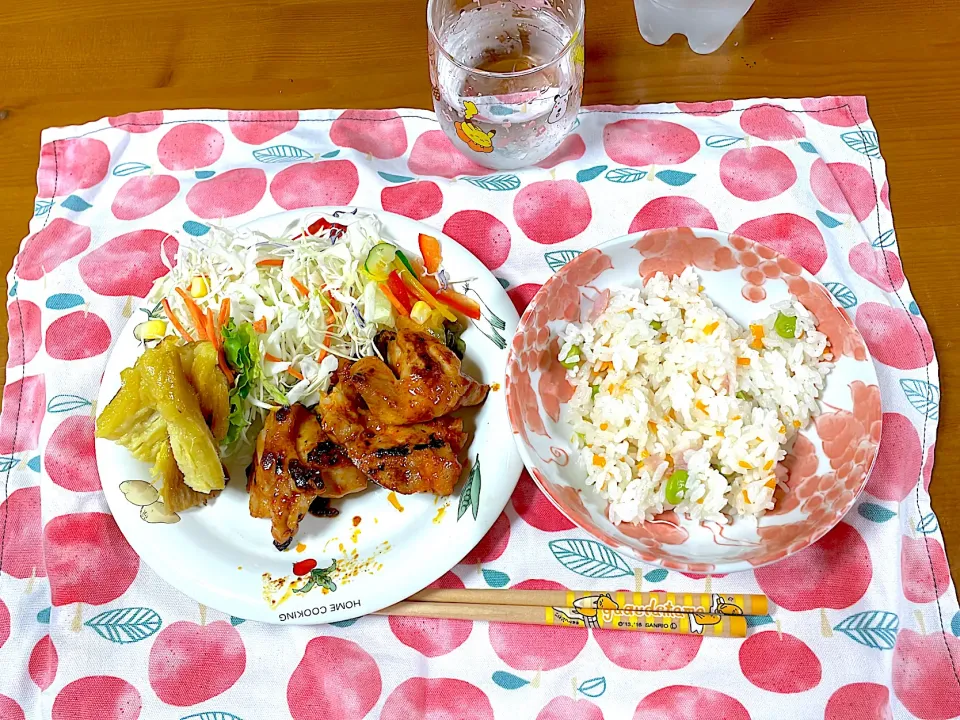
[427,0,585,171]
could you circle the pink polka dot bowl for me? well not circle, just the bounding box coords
[505,227,881,574]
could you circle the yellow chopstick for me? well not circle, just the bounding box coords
[408,588,769,616]
[376,601,748,637]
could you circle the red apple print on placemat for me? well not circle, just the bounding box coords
[508,283,542,315]
[536,696,603,720]
[390,571,472,656]
[381,677,494,720]
[460,511,510,565]
[855,302,933,370]
[676,100,735,116]
[514,180,591,244]
[381,181,443,220]
[634,686,750,720]
[44,512,139,612]
[149,618,246,705]
[52,676,141,720]
[287,636,381,720]
[594,615,702,670]
[754,521,871,634]
[110,110,164,133]
[902,535,950,603]
[866,412,920,501]
[6,299,42,366]
[0,694,25,720]
[629,196,718,233]
[79,229,178,298]
[0,598,9,649]
[45,311,111,360]
[801,96,870,127]
[848,243,904,291]
[186,168,267,218]
[17,218,91,281]
[893,630,960,719]
[330,109,408,158]
[157,123,224,170]
[511,470,574,531]
[825,683,892,720]
[739,631,822,693]
[407,130,489,178]
[720,147,797,201]
[881,180,891,211]
[37,138,110,198]
[0,374,45,455]
[270,160,360,209]
[29,634,58,690]
[443,210,511,270]
[810,159,878,222]
[45,415,101,492]
[111,175,180,220]
[490,579,587,670]
[923,442,935,493]
[228,110,299,144]
[0,486,46,579]
[734,214,826,274]
[740,104,805,140]
[603,119,700,166]
[536,134,586,168]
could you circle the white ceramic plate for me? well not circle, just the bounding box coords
[97,207,523,624]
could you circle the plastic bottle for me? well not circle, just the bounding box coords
[634,0,756,54]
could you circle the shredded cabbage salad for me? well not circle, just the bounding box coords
[148,211,396,454]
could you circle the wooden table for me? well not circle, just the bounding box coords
[1,0,958,582]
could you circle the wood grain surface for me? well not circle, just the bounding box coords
[1,0,958,583]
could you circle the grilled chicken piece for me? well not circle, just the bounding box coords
[318,381,467,496]
[344,316,489,425]
[248,404,368,550]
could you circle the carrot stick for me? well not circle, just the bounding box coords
[206,309,218,350]
[162,299,194,342]
[379,284,409,316]
[291,276,310,297]
[218,352,235,384]
[317,334,331,362]
[287,366,304,381]
[264,352,283,363]
[256,258,284,268]
[174,287,207,340]
[218,297,230,327]
[253,316,267,334]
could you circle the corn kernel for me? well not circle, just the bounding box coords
[135,319,167,341]
[703,321,719,335]
[592,455,606,468]
[190,276,209,298]
[763,460,775,471]
[411,301,432,325]
[738,460,753,469]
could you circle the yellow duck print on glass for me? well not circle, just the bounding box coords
[455,101,496,153]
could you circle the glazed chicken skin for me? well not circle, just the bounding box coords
[248,404,368,550]
[345,316,489,425]
[318,378,468,496]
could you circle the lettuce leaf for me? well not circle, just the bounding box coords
[221,320,260,445]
